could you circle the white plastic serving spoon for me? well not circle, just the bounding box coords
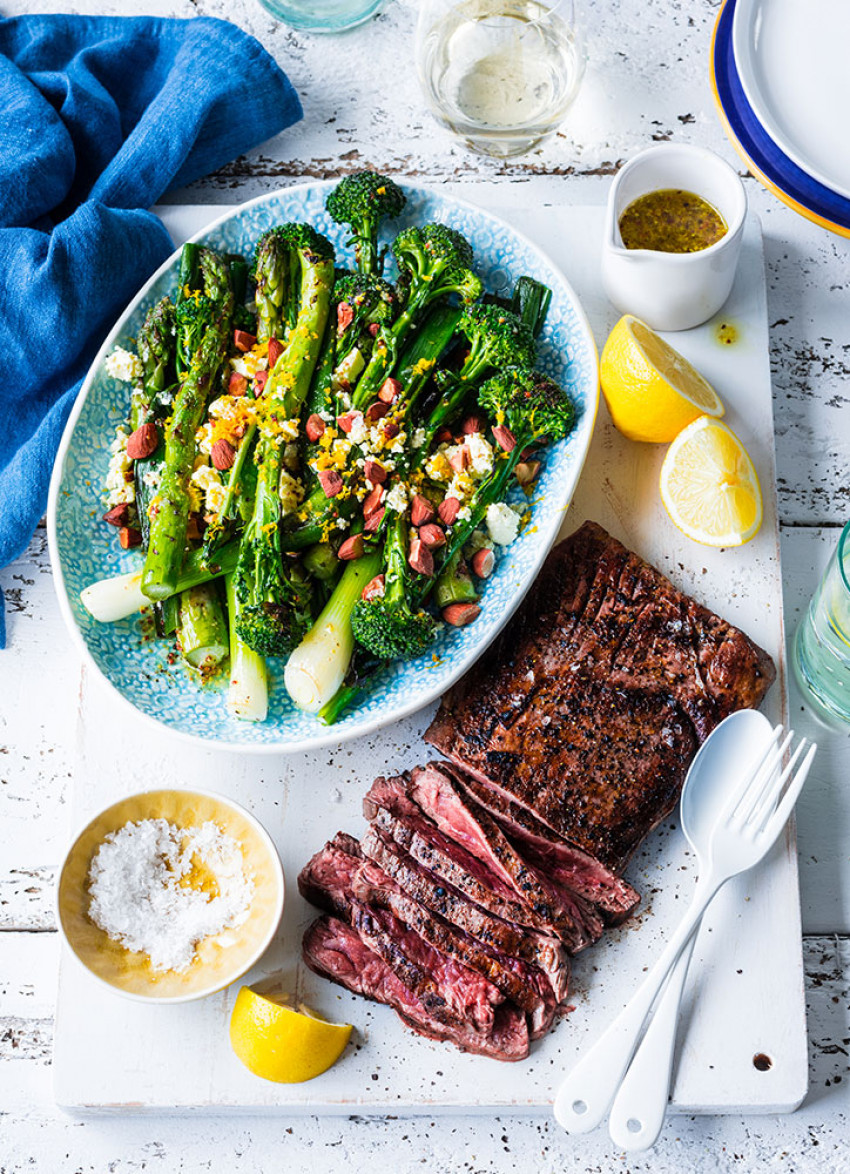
[553,709,816,1137]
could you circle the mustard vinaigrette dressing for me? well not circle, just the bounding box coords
[618,188,728,253]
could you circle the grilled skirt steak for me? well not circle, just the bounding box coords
[361,825,571,1003]
[409,763,604,950]
[300,836,507,1033]
[351,859,557,1036]
[447,768,639,923]
[426,521,775,871]
[303,917,529,1062]
[365,775,560,935]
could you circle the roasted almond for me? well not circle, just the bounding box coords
[418,523,446,549]
[268,337,284,369]
[305,413,326,442]
[102,503,130,527]
[448,446,470,472]
[337,410,362,434]
[337,302,354,332]
[364,507,385,533]
[126,422,159,460]
[515,459,541,486]
[378,377,402,404]
[228,371,248,397]
[365,401,389,423]
[118,526,142,550]
[408,536,434,578]
[211,439,236,471]
[361,574,385,601]
[253,369,269,395]
[363,485,385,518]
[435,425,454,445]
[410,493,435,527]
[437,497,461,526]
[442,602,481,627]
[382,420,400,440]
[364,458,387,484]
[338,534,365,560]
[492,424,517,453]
[462,414,486,435]
[471,547,495,579]
[234,329,256,353]
[318,469,344,498]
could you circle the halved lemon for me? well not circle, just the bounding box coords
[660,416,763,547]
[229,986,352,1083]
[600,315,725,443]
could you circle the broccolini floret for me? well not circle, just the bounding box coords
[351,511,435,660]
[325,171,406,276]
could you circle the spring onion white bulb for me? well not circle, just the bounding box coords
[80,571,148,623]
[284,551,382,713]
[225,575,268,722]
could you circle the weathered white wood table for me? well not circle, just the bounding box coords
[1,0,848,1169]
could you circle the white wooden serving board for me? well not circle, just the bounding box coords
[53,201,806,1116]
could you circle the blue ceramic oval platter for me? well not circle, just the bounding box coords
[47,182,598,752]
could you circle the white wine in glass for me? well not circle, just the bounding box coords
[416,0,585,158]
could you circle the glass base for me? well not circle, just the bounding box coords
[792,625,850,733]
[255,0,384,33]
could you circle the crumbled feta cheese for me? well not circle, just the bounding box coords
[448,470,476,503]
[319,409,334,423]
[230,352,265,378]
[190,465,225,517]
[279,470,304,515]
[195,422,214,455]
[279,417,300,442]
[105,427,134,506]
[142,466,161,491]
[348,415,370,446]
[486,502,521,546]
[384,481,409,514]
[412,427,428,449]
[465,432,494,477]
[105,347,142,383]
[456,505,472,522]
[425,451,452,482]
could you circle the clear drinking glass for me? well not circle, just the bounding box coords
[415,0,586,158]
[256,0,385,33]
[793,520,850,729]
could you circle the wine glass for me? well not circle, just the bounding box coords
[415,0,586,158]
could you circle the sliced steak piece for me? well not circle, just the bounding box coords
[447,769,640,923]
[352,858,556,1037]
[299,835,505,1034]
[298,831,363,918]
[302,916,529,1062]
[365,775,554,934]
[409,762,604,952]
[426,521,775,871]
[362,824,570,1003]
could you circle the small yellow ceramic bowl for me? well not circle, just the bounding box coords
[56,788,284,1003]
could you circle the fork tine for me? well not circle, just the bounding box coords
[751,737,808,832]
[761,743,817,844]
[716,723,784,826]
[732,730,795,829]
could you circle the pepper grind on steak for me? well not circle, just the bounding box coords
[426,521,776,871]
[299,521,775,1060]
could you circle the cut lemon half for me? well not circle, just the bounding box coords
[601,315,725,443]
[229,986,352,1083]
[660,416,763,547]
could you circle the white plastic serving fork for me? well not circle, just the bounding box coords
[553,713,817,1138]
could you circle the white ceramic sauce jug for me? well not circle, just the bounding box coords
[601,144,747,332]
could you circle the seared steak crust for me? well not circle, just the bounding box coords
[426,521,775,870]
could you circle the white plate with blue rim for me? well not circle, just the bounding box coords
[47,181,599,753]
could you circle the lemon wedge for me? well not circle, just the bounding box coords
[229,986,352,1083]
[601,315,725,443]
[660,416,763,547]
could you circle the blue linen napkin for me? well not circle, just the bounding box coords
[0,14,303,645]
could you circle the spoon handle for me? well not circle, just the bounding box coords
[607,932,698,1151]
[553,873,720,1134]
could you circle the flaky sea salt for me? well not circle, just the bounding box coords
[87,819,254,973]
